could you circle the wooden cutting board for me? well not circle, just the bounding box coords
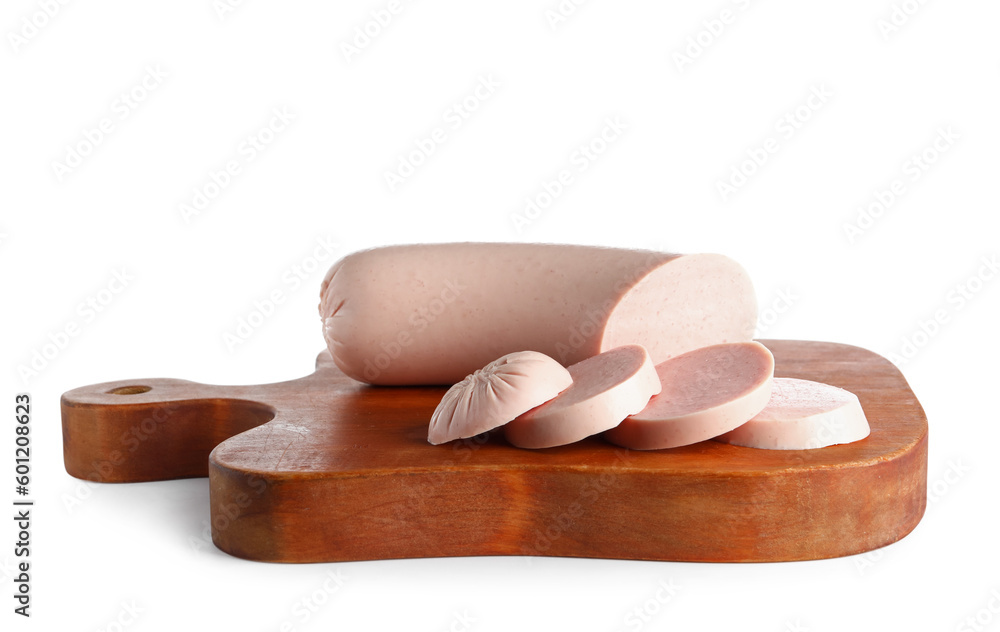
[61,339,927,563]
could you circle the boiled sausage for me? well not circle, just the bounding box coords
[504,345,661,449]
[319,243,756,385]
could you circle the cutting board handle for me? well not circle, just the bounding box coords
[61,377,277,483]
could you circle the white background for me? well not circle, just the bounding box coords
[2,0,999,630]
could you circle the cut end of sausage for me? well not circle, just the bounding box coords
[427,351,573,445]
[601,253,758,365]
[504,344,661,449]
[713,377,871,450]
[604,341,774,450]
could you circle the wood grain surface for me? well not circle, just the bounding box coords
[61,340,928,563]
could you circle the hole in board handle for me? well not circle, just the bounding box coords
[107,385,152,395]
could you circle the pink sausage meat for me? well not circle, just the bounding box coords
[503,345,661,449]
[427,351,572,445]
[319,243,757,385]
[713,378,871,450]
[603,342,774,450]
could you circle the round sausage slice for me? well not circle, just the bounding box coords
[427,351,572,445]
[504,345,661,449]
[713,377,870,449]
[603,342,774,450]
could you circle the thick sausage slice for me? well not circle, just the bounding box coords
[427,351,572,445]
[319,243,756,385]
[603,342,774,450]
[503,344,661,449]
[713,378,871,450]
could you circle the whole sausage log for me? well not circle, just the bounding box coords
[318,243,757,385]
